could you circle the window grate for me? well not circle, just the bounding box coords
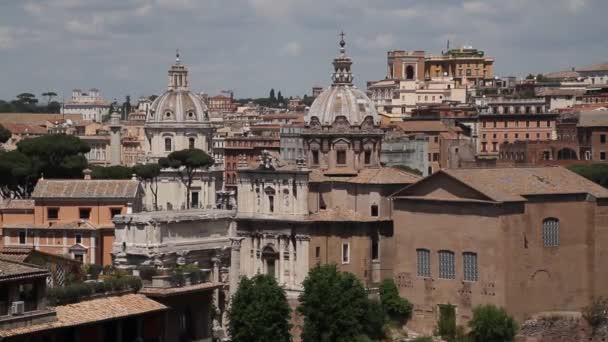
[543,218,560,247]
[416,249,431,277]
[438,250,455,279]
[463,252,478,282]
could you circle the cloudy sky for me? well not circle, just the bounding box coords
[0,0,606,102]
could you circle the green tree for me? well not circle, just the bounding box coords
[41,92,58,106]
[16,93,38,105]
[525,74,535,80]
[0,124,11,143]
[298,264,369,342]
[269,88,276,102]
[0,150,36,198]
[91,165,134,179]
[379,278,413,323]
[17,134,90,179]
[134,163,161,211]
[567,163,608,187]
[159,148,213,209]
[277,90,284,104]
[228,274,292,342]
[468,304,518,342]
[364,299,388,340]
[536,74,547,82]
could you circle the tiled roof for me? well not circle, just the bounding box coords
[0,113,81,125]
[0,258,49,283]
[1,123,48,135]
[140,282,222,297]
[3,220,110,230]
[390,120,450,133]
[577,110,608,127]
[0,247,79,264]
[32,179,140,199]
[578,62,608,72]
[0,294,167,338]
[536,88,586,97]
[0,199,34,210]
[309,167,421,185]
[309,207,389,222]
[440,167,608,202]
[543,70,580,79]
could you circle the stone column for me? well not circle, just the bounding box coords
[109,111,122,166]
[288,238,295,287]
[278,237,284,285]
[229,237,244,297]
[212,257,220,307]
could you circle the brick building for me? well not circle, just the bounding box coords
[223,135,280,188]
[0,177,143,266]
[392,167,608,333]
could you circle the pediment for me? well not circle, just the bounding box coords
[394,172,494,202]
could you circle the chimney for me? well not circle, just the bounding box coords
[83,168,92,180]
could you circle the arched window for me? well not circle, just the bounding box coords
[543,218,560,247]
[370,204,379,217]
[416,249,431,277]
[463,252,478,281]
[188,137,195,149]
[164,138,172,152]
[405,65,415,80]
[438,250,455,279]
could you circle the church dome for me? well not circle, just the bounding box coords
[305,34,380,127]
[146,52,209,124]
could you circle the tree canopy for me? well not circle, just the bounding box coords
[298,264,378,342]
[159,148,214,209]
[0,93,61,113]
[468,304,518,342]
[379,278,413,322]
[228,274,292,342]
[133,163,162,210]
[0,124,11,143]
[567,163,608,187]
[0,150,36,198]
[91,165,134,179]
[17,134,90,179]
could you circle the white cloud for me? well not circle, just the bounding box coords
[355,33,395,50]
[463,1,494,14]
[566,0,588,12]
[0,27,15,49]
[280,41,303,56]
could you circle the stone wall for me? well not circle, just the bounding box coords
[517,312,608,342]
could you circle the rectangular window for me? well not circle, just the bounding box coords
[601,152,606,161]
[190,191,199,209]
[543,218,560,247]
[547,121,551,127]
[315,246,320,258]
[433,153,439,161]
[336,150,346,165]
[76,234,82,244]
[364,150,371,165]
[269,195,274,213]
[481,142,487,152]
[371,236,379,261]
[416,249,431,277]
[19,231,26,245]
[79,208,91,220]
[602,134,607,144]
[438,250,455,279]
[110,208,122,217]
[463,252,478,282]
[312,150,319,165]
[47,208,59,220]
[342,243,350,264]
[370,204,379,217]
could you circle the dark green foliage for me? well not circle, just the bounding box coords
[468,304,518,342]
[170,267,185,287]
[160,149,214,209]
[133,163,162,210]
[180,263,203,283]
[0,124,10,143]
[17,134,90,179]
[410,337,434,342]
[583,297,608,330]
[0,150,36,198]
[379,278,413,322]
[438,304,457,342]
[228,274,291,342]
[393,164,423,176]
[138,265,159,281]
[47,274,142,306]
[568,163,608,188]
[85,264,103,279]
[364,299,388,340]
[91,165,134,179]
[298,264,370,342]
[0,93,60,113]
[269,88,276,102]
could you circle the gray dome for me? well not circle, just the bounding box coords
[147,90,208,123]
[306,85,379,126]
[305,35,379,127]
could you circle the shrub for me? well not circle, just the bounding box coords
[138,265,158,281]
[364,299,388,340]
[87,264,102,279]
[379,278,413,322]
[180,264,203,283]
[171,268,185,286]
[468,304,518,342]
[410,337,434,342]
[583,297,608,330]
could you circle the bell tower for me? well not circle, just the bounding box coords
[168,49,189,91]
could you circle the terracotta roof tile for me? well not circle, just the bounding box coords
[577,110,608,127]
[390,120,450,133]
[0,294,167,338]
[441,167,608,202]
[1,123,47,135]
[32,179,140,199]
[0,199,34,210]
[309,167,421,185]
[0,258,49,283]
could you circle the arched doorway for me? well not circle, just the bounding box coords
[262,245,279,278]
[557,148,577,160]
